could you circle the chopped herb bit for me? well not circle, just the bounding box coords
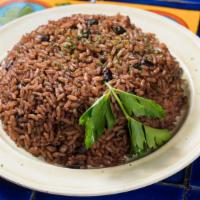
[124,40,130,46]
[111,39,119,46]
[63,43,69,48]
[96,60,104,67]
[70,44,77,50]
[81,30,90,39]
[52,61,63,69]
[95,35,101,43]
[63,41,77,53]
[66,36,72,42]
[3,60,13,71]
[133,63,141,70]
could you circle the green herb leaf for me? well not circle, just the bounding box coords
[128,117,172,155]
[79,83,172,155]
[79,92,116,149]
[84,118,95,149]
[105,99,116,129]
[144,125,172,150]
[105,83,171,156]
[117,90,165,118]
[128,118,146,154]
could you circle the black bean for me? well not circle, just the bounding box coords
[141,60,154,67]
[15,114,21,120]
[4,60,13,71]
[131,88,136,94]
[177,68,183,76]
[36,34,50,42]
[103,68,113,82]
[141,59,154,67]
[87,19,98,26]
[53,45,61,53]
[141,55,154,67]
[112,25,126,35]
[74,146,87,154]
[17,83,22,89]
[53,124,59,133]
[172,68,183,81]
[68,165,81,169]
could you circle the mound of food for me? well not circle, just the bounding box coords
[0,14,187,168]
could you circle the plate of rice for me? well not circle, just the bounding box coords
[0,3,200,196]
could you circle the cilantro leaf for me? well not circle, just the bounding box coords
[79,93,116,149]
[117,90,165,118]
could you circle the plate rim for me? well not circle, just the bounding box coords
[0,3,200,196]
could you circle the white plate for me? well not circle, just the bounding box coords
[0,4,200,196]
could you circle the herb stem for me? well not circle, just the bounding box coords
[105,82,130,120]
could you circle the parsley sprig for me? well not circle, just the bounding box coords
[79,92,116,149]
[79,83,172,156]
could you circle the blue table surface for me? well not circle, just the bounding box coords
[0,0,200,200]
[1,157,200,200]
[107,0,200,10]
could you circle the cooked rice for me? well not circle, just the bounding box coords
[0,14,187,168]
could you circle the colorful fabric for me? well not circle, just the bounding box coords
[0,1,200,200]
[0,0,199,34]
